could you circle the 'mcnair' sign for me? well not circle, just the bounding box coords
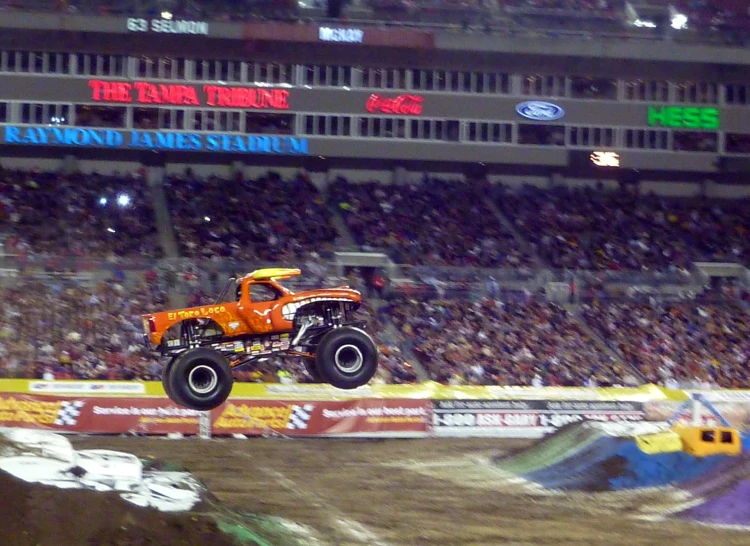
[319,27,364,43]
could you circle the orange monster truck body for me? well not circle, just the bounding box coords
[142,268,379,410]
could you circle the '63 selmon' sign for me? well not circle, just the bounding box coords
[433,399,644,431]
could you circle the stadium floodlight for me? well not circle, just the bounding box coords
[161,11,173,20]
[116,194,131,207]
[107,228,116,233]
[99,197,107,206]
[669,6,688,29]
[634,19,656,28]
[204,216,211,222]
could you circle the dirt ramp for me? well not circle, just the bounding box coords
[493,422,606,475]
[0,470,238,546]
[495,423,735,493]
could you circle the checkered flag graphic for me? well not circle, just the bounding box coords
[286,404,314,430]
[54,400,85,426]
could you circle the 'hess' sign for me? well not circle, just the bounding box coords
[88,80,290,110]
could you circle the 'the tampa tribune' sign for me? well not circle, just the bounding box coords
[88,80,290,109]
[1,126,309,155]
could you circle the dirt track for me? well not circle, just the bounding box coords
[72,436,750,546]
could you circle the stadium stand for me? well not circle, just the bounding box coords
[0,168,161,259]
[329,176,534,268]
[164,171,339,263]
[384,295,637,387]
[4,165,750,390]
[495,185,749,271]
[0,275,165,380]
[581,297,749,389]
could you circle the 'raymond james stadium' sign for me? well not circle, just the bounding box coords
[0,126,309,155]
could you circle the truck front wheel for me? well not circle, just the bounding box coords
[166,348,234,411]
[315,327,378,390]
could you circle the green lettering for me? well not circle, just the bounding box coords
[682,107,700,128]
[647,105,720,130]
[702,108,719,130]
[647,106,667,127]
[665,107,683,127]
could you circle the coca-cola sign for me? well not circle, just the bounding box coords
[365,94,424,116]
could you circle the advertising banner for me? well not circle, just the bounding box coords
[0,394,201,434]
[211,398,430,436]
[0,379,686,402]
[28,381,145,395]
[432,399,645,437]
[0,393,430,437]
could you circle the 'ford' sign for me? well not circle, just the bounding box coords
[515,101,565,121]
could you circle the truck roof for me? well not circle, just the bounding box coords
[244,268,302,282]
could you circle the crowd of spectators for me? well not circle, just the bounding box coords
[0,275,166,381]
[0,168,161,260]
[496,184,750,272]
[582,297,750,389]
[165,170,339,263]
[6,164,750,390]
[330,176,534,268]
[3,259,750,390]
[385,295,634,387]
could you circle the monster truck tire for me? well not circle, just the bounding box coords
[161,356,181,403]
[315,326,378,389]
[166,348,234,411]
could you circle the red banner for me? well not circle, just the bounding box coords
[211,398,430,436]
[0,394,430,436]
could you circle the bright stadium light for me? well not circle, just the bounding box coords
[107,228,116,233]
[634,19,656,28]
[117,194,131,207]
[161,11,173,20]
[672,13,687,30]
[670,8,688,30]
[204,216,211,222]
[99,197,107,206]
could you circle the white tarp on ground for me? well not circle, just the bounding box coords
[0,428,203,512]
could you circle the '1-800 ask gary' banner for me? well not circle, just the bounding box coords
[432,399,645,431]
[0,394,431,436]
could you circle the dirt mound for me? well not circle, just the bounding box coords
[0,470,238,546]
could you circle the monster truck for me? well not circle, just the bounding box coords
[142,268,378,411]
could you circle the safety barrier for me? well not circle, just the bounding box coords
[0,380,747,438]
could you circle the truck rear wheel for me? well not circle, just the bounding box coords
[315,327,378,389]
[166,348,234,411]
